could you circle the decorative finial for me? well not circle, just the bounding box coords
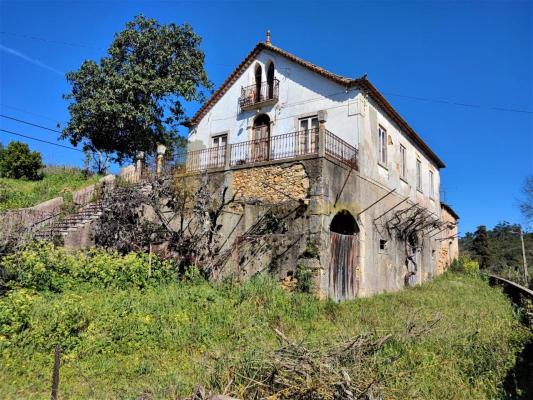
[266,30,271,45]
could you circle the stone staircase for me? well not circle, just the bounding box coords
[32,201,107,241]
[31,180,151,243]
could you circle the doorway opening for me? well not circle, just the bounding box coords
[252,114,271,162]
[329,210,360,301]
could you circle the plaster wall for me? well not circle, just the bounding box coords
[189,48,441,217]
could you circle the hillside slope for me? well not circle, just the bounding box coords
[0,167,101,211]
[0,260,530,399]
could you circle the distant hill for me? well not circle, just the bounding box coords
[460,222,533,287]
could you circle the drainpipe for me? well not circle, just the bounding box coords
[156,144,166,177]
[318,110,327,158]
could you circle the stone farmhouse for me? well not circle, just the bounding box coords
[129,33,458,301]
[176,32,460,300]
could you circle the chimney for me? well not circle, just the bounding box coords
[266,30,271,45]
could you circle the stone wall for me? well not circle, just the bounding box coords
[232,163,310,203]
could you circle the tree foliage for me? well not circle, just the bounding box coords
[0,141,43,180]
[460,221,532,287]
[520,175,533,225]
[471,225,491,269]
[62,15,212,163]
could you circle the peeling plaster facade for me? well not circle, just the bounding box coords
[186,41,458,298]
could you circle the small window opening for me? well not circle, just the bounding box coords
[379,239,388,250]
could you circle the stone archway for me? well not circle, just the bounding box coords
[328,210,360,301]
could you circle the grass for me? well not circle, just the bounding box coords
[0,166,101,211]
[0,271,530,399]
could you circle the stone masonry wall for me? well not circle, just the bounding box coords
[232,163,310,203]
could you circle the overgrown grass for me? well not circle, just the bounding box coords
[0,167,101,211]
[0,261,530,399]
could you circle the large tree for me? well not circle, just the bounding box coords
[0,141,43,180]
[472,225,492,269]
[62,15,212,163]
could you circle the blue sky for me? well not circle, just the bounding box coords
[0,1,531,234]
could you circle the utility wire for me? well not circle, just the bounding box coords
[0,31,102,50]
[2,31,531,115]
[0,128,82,152]
[0,103,63,123]
[0,114,62,133]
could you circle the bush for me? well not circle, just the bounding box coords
[0,241,177,292]
[450,256,480,275]
[0,141,43,180]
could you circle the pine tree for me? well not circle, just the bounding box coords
[472,225,491,269]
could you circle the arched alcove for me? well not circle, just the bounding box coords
[267,61,275,99]
[330,210,359,235]
[254,64,262,102]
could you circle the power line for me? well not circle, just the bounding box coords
[3,30,532,115]
[0,128,82,152]
[381,91,533,115]
[0,31,102,51]
[0,114,62,133]
[0,103,64,124]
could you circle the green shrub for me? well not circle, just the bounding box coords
[295,262,315,293]
[450,256,480,275]
[0,141,43,180]
[0,241,177,292]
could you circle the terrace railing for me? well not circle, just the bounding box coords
[239,79,279,111]
[166,129,358,174]
[230,128,318,166]
[172,145,226,173]
[325,130,358,170]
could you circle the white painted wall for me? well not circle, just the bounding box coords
[189,47,441,212]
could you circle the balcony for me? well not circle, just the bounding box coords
[238,79,279,111]
[172,129,358,174]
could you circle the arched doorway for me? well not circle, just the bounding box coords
[254,64,262,103]
[267,62,275,99]
[252,114,270,162]
[329,210,360,301]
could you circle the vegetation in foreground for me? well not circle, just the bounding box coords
[0,243,531,399]
[0,166,101,211]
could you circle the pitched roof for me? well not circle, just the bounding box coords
[189,41,446,168]
[441,202,460,220]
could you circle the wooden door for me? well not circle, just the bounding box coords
[328,231,359,301]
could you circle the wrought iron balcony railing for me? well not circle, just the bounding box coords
[239,79,279,111]
[230,128,318,166]
[167,129,358,174]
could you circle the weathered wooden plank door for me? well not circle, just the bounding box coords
[328,231,359,301]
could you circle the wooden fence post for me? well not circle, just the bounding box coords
[51,344,61,400]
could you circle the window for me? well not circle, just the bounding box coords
[400,145,407,179]
[211,134,227,167]
[416,159,422,191]
[429,170,435,198]
[299,116,319,154]
[378,126,387,165]
[379,239,388,250]
[212,134,227,148]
